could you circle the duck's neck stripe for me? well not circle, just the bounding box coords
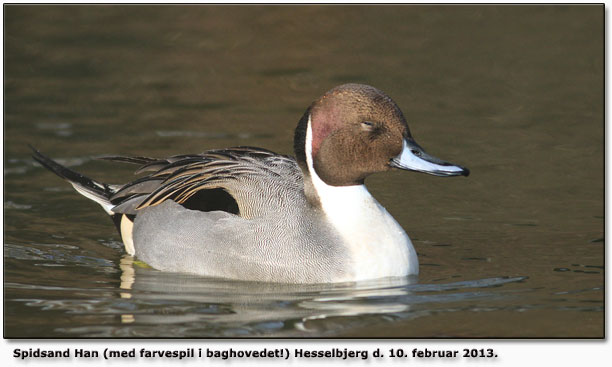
[305,115,317,178]
[305,116,373,215]
[305,116,414,279]
[305,114,335,195]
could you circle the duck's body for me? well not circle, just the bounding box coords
[33,84,468,284]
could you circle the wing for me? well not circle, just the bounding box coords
[104,146,304,219]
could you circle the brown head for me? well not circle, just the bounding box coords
[294,84,469,188]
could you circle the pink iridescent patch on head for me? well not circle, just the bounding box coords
[310,107,336,158]
[310,91,346,158]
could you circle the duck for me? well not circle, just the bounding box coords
[32,83,469,284]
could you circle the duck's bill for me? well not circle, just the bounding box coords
[390,139,470,177]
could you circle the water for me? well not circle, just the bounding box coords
[3,5,603,338]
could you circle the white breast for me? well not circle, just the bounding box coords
[305,117,418,281]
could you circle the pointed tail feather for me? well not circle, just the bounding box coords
[30,146,116,215]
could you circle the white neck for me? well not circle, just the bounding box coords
[305,116,418,280]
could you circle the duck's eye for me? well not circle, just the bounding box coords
[361,121,375,129]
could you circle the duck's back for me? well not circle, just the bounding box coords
[109,147,303,218]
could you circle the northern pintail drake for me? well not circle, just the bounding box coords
[33,84,469,284]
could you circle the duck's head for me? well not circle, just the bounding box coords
[294,83,469,187]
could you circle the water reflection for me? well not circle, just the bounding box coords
[116,255,414,333]
[5,239,528,337]
[81,254,526,337]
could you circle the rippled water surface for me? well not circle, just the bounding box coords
[3,5,603,338]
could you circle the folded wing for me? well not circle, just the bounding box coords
[105,147,303,219]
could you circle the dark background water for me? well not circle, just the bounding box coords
[3,5,603,338]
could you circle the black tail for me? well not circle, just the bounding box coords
[30,145,116,215]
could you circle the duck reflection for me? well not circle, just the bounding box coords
[117,253,417,333]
